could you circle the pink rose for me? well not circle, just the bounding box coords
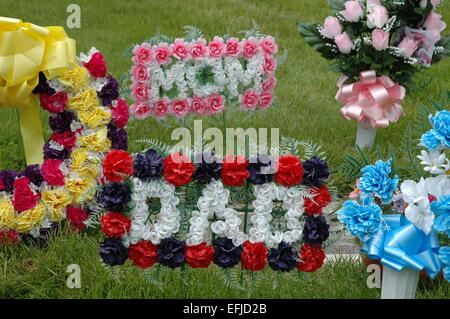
[398,37,419,58]
[189,96,207,115]
[259,92,273,109]
[41,159,65,186]
[225,37,242,57]
[154,98,170,118]
[367,0,381,9]
[190,39,208,59]
[243,38,260,59]
[170,38,189,60]
[131,63,149,83]
[340,1,363,22]
[207,94,225,114]
[367,5,389,29]
[260,36,278,55]
[262,77,277,91]
[424,12,446,33]
[133,44,153,64]
[171,99,189,117]
[132,84,150,102]
[154,44,171,66]
[241,90,258,109]
[334,32,353,54]
[131,103,152,119]
[208,36,225,58]
[111,99,130,128]
[263,56,277,74]
[320,16,342,39]
[372,29,389,51]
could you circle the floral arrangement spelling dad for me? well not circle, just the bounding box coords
[0,45,129,244]
[298,0,449,129]
[97,148,333,273]
[129,26,279,119]
[338,110,450,282]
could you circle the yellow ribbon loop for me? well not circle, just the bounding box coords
[0,17,76,165]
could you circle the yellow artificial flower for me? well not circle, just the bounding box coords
[0,199,16,229]
[70,148,99,177]
[78,127,111,152]
[59,64,89,92]
[42,189,73,221]
[67,87,100,112]
[78,107,111,128]
[14,203,46,233]
[66,176,96,204]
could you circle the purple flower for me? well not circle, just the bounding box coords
[48,111,75,133]
[302,157,330,188]
[268,242,297,272]
[99,237,128,266]
[32,72,56,95]
[157,237,185,269]
[192,152,222,184]
[302,215,330,246]
[23,165,44,187]
[107,124,128,150]
[247,154,275,185]
[97,182,131,212]
[133,149,164,181]
[43,141,69,160]
[98,75,119,106]
[22,223,59,248]
[0,170,22,192]
[213,237,243,268]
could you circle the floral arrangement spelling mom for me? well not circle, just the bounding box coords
[298,0,449,130]
[97,148,334,274]
[127,25,279,120]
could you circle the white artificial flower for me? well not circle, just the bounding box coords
[417,150,450,175]
[400,175,450,204]
[405,198,434,235]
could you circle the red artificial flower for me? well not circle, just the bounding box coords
[83,51,107,78]
[41,159,65,186]
[241,240,268,271]
[128,240,158,269]
[185,242,215,268]
[66,206,89,232]
[163,152,195,187]
[0,229,20,246]
[12,177,40,212]
[102,150,134,182]
[304,185,332,216]
[221,154,250,187]
[50,131,77,151]
[0,178,4,191]
[39,92,68,113]
[296,244,325,272]
[100,212,131,238]
[111,99,130,128]
[275,154,304,187]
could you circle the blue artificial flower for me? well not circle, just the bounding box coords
[338,200,382,242]
[438,246,450,282]
[421,110,450,151]
[431,195,450,237]
[358,159,398,204]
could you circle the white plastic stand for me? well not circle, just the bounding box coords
[381,266,420,299]
[356,122,377,149]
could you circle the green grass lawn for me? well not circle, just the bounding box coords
[0,0,449,299]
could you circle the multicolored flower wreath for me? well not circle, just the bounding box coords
[98,148,332,273]
[0,48,129,240]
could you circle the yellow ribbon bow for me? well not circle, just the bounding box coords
[0,17,76,165]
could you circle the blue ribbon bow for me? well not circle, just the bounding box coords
[361,214,443,279]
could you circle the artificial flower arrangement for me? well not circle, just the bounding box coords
[338,108,450,283]
[96,144,336,281]
[0,47,130,244]
[125,24,280,120]
[298,0,449,144]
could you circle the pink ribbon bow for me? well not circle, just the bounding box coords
[335,70,406,128]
